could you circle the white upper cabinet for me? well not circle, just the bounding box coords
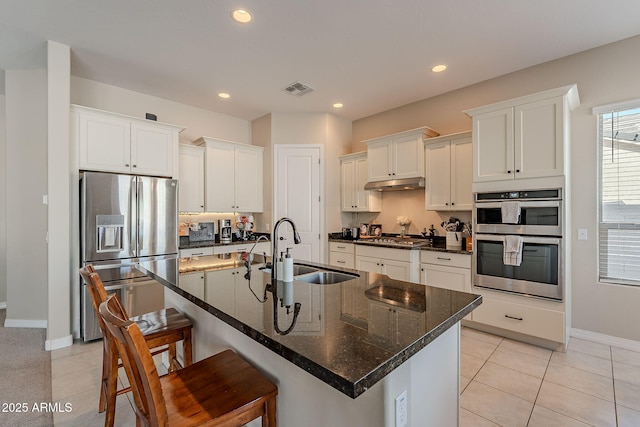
[364,127,439,182]
[73,105,183,178]
[178,144,205,212]
[195,137,264,213]
[340,152,381,212]
[425,132,472,211]
[465,85,579,186]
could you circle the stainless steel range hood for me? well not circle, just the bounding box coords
[364,177,425,192]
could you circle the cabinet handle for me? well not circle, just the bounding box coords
[437,257,451,261]
[192,252,204,256]
[445,202,449,205]
[125,163,130,167]
[337,246,346,249]
[507,170,512,174]
[337,260,346,264]
[132,164,137,168]
[504,314,523,321]
[200,205,204,208]
[451,202,455,206]
[516,169,520,173]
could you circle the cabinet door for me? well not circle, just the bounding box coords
[354,156,369,210]
[78,113,131,173]
[473,107,514,182]
[395,308,425,348]
[381,259,412,281]
[450,137,473,210]
[204,269,236,315]
[356,255,381,274]
[515,96,564,179]
[130,123,175,177]
[179,271,205,300]
[367,141,392,181]
[425,141,451,210]
[340,159,356,211]
[205,142,235,212]
[368,300,394,346]
[235,145,263,212]
[420,264,470,293]
[178,145,205,212]
[392,134,424,179]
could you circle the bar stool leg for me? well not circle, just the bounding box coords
[183,329,193,367]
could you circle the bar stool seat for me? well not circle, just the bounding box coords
[79,265,193,427]
[99,293,278,426]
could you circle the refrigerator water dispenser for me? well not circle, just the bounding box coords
[96,214,124,252]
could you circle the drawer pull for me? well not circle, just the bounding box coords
[437,257,451,261]
[337,246,346,249]
[504,314,523,321]
[337,260,346,264]
[192,252,204,256]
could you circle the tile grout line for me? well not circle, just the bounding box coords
[525,351,552,427]
[610,345,619,427]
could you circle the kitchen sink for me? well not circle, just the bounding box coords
[259,264,319,276]
[295,271,359,285]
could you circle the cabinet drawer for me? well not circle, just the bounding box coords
[330,242,354,254]
[420,250,471,268]
[472,297,565,343]
[179,247,214,258]
[356,245,412,262]
[329,251,355,269]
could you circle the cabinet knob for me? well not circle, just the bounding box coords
[507,170,512,174]
[516,169,520,173]
[445,202,449,206]
[451,202,455,205]
[125,163,130,167]
[132,165,137,168]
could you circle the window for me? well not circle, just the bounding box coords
[596,102,640,285]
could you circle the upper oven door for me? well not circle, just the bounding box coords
[475,200,562,236]
[473,234,563,301]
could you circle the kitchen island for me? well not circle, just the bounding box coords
[137,253,481,427]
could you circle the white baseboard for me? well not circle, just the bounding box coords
[46,334,74,351]
[3,318,48,329]
[571,328,640,353]
[0,302,6,309]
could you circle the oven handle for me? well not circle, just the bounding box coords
[475,200,560,209]
[474,234,561,245]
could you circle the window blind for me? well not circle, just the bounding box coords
[598,106,640,285]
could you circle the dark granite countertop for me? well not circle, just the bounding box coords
[136,254,481,399]
[328,234,473,255]
[179,233,271,249]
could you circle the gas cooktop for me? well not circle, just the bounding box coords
[358,237,432,248]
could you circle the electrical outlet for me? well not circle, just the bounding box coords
[395,390,407,427]
[578,228,588,241]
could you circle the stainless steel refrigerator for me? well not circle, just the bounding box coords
[80,171,178,341]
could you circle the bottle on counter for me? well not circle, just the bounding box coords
[276,252,284,281]
[283,248,294,282]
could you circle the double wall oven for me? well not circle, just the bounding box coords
[473,189,563,301]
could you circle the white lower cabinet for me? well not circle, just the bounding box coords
[329,242,355,269]
[355,245,419,282]
[178,271,205,300]
[213,241,271,256]
[368,300,425,348]
[471,294,565,344]
[420,251,471,293]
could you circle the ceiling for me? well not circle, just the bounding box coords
[1,0,640,121]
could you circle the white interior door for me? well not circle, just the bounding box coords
[274,145,322,262]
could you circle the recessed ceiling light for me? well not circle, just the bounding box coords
[218,92,230,99]
[431,64,447,73]
[333,103,343,108]
[231,9,252,23]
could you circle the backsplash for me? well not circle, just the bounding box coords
[342,190,472,237]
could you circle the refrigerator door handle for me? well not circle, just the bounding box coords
[130,175,138,257]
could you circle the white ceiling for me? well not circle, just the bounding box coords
[1,0,640,121]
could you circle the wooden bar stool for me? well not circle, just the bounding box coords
[99,293,278,427]
[79,265,194,427]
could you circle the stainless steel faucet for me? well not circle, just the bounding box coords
[271,217,302,283]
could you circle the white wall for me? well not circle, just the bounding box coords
[71,77,251,145]
[5,69,48,324]
[0,94,6,305]
[352,34,640,342]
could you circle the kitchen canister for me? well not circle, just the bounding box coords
[446,231,462,251]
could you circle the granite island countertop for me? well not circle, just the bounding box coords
[136,253,481,398]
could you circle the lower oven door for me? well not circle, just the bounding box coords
[473,234,563,301]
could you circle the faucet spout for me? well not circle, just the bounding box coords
[271,217,301,283]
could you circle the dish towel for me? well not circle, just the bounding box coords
[503,235,523,266]
[501,201,521,224]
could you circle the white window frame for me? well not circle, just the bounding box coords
[594,99,640,286]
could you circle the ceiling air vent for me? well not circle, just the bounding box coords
[282,81,314,96]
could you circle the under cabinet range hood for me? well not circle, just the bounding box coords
[364,177,425,192]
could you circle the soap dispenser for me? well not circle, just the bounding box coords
[283,248,294,282]
[276,252,284,281]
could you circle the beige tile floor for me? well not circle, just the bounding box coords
[50,327,640,426]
